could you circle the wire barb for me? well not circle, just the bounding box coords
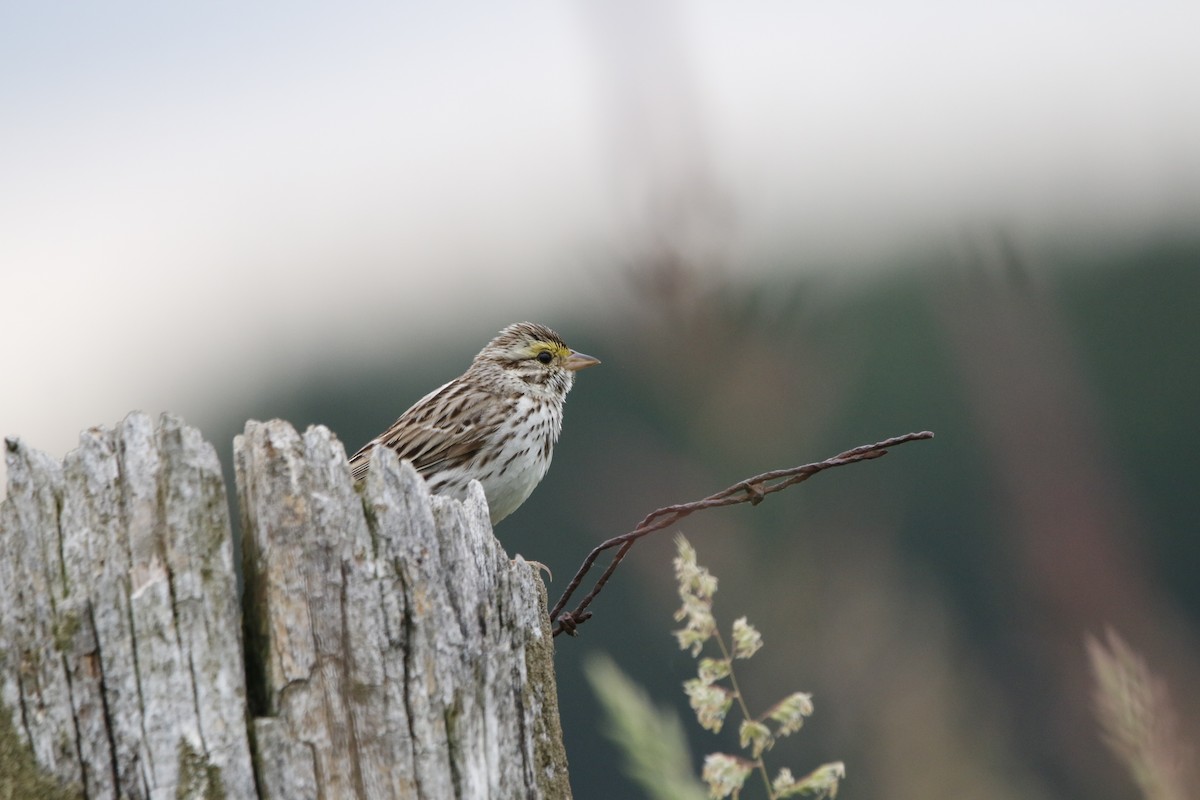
[550,430,935,637]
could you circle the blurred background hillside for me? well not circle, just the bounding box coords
[3,1,1198,798]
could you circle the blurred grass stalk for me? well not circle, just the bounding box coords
[585,654,709,800]
[1086,629,1194,800]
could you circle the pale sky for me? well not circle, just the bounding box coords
[2,0,1198,484]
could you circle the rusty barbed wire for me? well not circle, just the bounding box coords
[550,431,935,637]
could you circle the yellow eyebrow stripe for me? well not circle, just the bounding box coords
[531,343,571,359]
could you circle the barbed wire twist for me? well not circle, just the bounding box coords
[550,430,935,637]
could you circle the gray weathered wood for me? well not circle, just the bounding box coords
[0,413,572,799]
[236,419,571,800]
[0,413,256,799]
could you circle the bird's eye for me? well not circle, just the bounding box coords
[536,350,553,364]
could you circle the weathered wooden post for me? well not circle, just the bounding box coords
[0,412,571,799]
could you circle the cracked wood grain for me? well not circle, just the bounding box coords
[1,413,256,798]
[237,420,570,800]
[0,412,571,799]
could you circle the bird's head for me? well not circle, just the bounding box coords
[473,322,600,398]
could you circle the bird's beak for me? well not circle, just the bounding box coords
[565,350,601,371]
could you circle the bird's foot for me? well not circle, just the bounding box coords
[512,556,552,581]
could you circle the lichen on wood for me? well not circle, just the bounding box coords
[1,413,255,799]
[1,413,571,799]
[236,420,571,799]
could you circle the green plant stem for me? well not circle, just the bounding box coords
[714,629,775,800]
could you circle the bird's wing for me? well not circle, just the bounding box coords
[348,378,508,483]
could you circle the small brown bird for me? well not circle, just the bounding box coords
[348,322,599,524]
